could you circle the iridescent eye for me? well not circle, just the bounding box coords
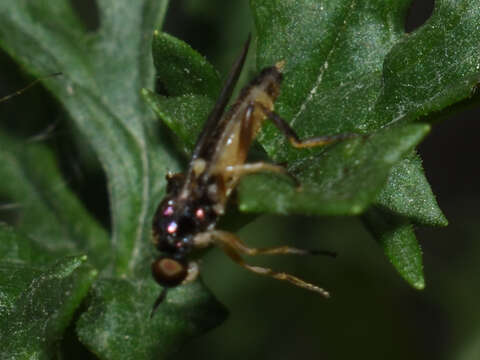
[163,205,174,216]
[166,221,177,234]
[195,208,205,220]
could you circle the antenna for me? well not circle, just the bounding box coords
[0,72,62,103]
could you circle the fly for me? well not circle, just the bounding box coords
[151,36,353,315]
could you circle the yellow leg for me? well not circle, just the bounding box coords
[288,133,357,149]
[257,103,357,149]
[182,261,200,284]
[224,162,299,187]
[194,230,330,297]
[224,162,288,178]
[240,262,329,296]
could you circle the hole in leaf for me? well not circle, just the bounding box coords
[405,0,435,33]
[70,0,100,32]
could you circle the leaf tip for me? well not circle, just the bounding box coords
[436,214,449,227]
[350,204,365,215]
[413,279,426,290]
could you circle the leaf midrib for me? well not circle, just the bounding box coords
[290,0,358,127]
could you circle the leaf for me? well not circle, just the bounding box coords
[251,0,409,161]
[1,0,478,356]
[152,31,221,98]
[145,2,461,222]
[0,224,54,317]
[142,1,479,291]
[363,208,425,290]
[0,131,110,268]
[0,0,172,277]
[0,223,55,266]
[142,91,215,155]
[238,123,430,215]
[372,0,480,127]
[375,153,448,227]
[77,278,227,359]
[0,1,227,357]
[145,83,430,217]
[0,236,97,359]
[143,32,222,154]
[248,0,479,220]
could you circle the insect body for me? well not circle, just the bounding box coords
[151,37,351,314]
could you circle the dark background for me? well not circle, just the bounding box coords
[1,1,479,359]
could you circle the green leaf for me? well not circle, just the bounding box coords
[0,131,110,268]
[238,123,430,215]
[142,91,214,155]
[0,0,172,276]
[0,224,55,316]
[0,223,55,266]
[364,208,425,290]
[144,32,222,154]
[1,0,478,356]
[0,1,227,357]
[251,0,409,161]
[375,153,448,227]
[247,0,479,220]
[152,31,221,98]
[0,247,97,359]
[372,0,480,127]
[77,278,227,359]
[145,2,459,222]
[143,0,477,293]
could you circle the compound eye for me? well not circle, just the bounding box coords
[151,256,188,287]
[195,207,205,220]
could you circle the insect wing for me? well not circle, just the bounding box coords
[191,35,251,162]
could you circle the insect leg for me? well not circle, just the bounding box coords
[240,263,330,296]
[231,103,301,184]
[194,230,330,297]
[182,261,200,284]
[195,230,335,257]
[225,161,300,187]
[258,104,356,148]
[225,162,288,178]
[224,104,300,185]
[224,161,301,188]
[195,230,337,257]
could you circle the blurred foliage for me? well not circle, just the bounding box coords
[0,0,479,359]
